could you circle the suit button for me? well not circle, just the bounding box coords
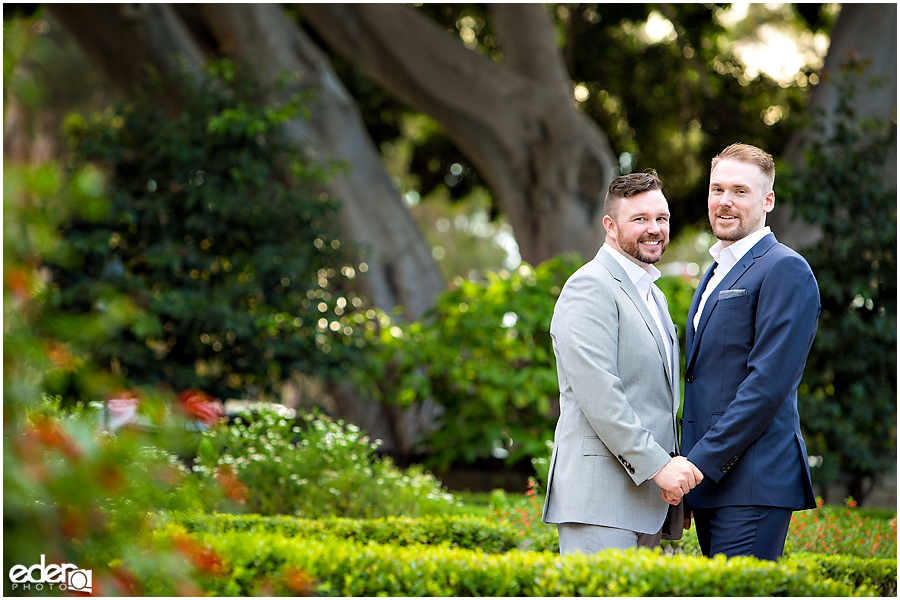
[686,375,695,383]
[720,466,728,473]
[629,467,635,474]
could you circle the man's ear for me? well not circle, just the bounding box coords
[763,190,775,214]
[602,214,617,237]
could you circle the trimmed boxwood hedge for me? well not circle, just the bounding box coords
[159,526,872,596]
[174,512,528,552]
[163,514,894,596]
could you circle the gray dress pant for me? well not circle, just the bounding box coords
[557,522,662,555]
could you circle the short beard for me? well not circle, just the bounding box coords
[617,233,666,264]
[711,213,753,242]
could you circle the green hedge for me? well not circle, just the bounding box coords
[160,525,874,596]
[174,512,526,553]
[169,513,896,596]
[785,553,897,597]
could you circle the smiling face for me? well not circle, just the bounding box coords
[603,189,670,265]
[708,158,775,246]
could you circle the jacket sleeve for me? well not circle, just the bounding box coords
[686,255,820,482]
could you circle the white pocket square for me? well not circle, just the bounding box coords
[719,289,748,299]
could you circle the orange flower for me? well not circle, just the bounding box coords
[173,533,226,575]
[282,566,315,595]
[110,565,141,596]
[216,465,248,504]
[4,266,33,300]
[30,418,82,460]
[47,342,79,371]
[177,388,224,425]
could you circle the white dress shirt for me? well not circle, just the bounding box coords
[601,244,674,375]
[692,226,771,331]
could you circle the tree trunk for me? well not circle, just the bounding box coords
[48,3,446,453]
[194,4,444,321]
[49,3,444,321]
[299,3,619,265]
[774,3,897,250]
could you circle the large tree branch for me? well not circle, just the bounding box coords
[48,4,206,113]
[196,4,444,321]
[299,3,618,262]
[488,3,571,101]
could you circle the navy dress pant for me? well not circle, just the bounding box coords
[692,505,793,560]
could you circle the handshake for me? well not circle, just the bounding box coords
[652,456,703,505]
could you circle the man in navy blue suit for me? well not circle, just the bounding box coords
[673,143,820,560]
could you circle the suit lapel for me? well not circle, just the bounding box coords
[597,251,672,388]
[650,285,678,389]
[686,264,716,359]
[687,234,778,369]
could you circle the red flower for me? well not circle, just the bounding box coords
[4,266,33,300]
[282,566,315,595]
[216,465,248,504]
[30,419,82,460]
[109,565,142,596]
[177,388,224,425]
[173,533,226,575]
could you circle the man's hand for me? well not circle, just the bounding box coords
[652,456,703,504]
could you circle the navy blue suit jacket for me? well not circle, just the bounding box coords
[682,233,819,510]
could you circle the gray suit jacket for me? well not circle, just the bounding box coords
[542,248,681,534]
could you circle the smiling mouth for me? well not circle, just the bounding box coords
[640,240,662,247]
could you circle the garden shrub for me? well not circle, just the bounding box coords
[158,525,874,596]
[4,160,224,596]
[192,405,458,518]
[55,59,371,402]
[784,553,897,597]
[3,399,219,596]
[175,512,523,554]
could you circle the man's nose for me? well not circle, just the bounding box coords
[646,219,661,235]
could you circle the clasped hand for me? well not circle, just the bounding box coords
[651,456,703,506]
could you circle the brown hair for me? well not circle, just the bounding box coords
[711,143,775,189]
[604,170,663,219]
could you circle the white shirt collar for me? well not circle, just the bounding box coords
[709,226,771,265]
[600,243,661,293]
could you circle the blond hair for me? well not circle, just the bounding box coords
[712,143,775,190]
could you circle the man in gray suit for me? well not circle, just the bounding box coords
[542,171,703,554]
